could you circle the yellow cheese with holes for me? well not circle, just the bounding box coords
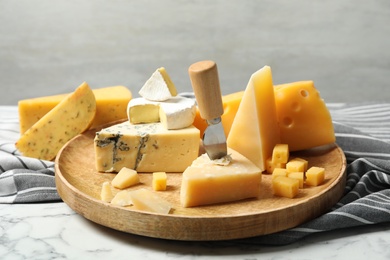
[306,166,325,186]
[129,188,172,214]
[227,66,281,171]
[139,67,177,101]
[272,176,299,198]
[272,144,289,164]
[100,181,113,202]
[153,172,167,191]
[18,86,132,134]
[16,82,96,160]
[274,81,335,151]
[265,157,286,174]
[94,121,200,173]
[111,167,140,189]
[180,148,262,208]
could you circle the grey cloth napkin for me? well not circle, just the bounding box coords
[1,103,390,245]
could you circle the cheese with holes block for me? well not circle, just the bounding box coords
[180,148,262,208]
[16,82,96,160]
[94,121,200,173]
[274,81,335,151]
[139,67,178,101]
[227,66,281,171]
[18,86,132,134]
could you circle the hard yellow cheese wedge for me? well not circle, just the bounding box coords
[227,66,281,171]
[180,148,262,208]
[18,86,132,134]
[274,81,335,151]
[16,82,96,160]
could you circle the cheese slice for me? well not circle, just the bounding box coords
[18,86,132,134]
[129,188,172,214]
[94,121,200,172]
[274,81,335,151]
[180,148,262,208]
[16,82,96,160]
[139,67,178,101]
[127,98,160,124]
[127,96,196,130]
[111,190,133,207]
[227,66,281,171]
[100,181,113,202]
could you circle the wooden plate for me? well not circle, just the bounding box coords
[55,122,346,241]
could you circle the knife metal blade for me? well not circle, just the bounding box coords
[188,60,227,160]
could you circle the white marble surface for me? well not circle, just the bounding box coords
[1,201,390,259]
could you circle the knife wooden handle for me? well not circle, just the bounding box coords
[188,60,224,120]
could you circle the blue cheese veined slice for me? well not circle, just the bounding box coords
[94,121,200,173]
[139,67,178,102]
[127,96,196,130]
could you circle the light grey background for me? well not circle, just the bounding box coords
[1,0,390,105]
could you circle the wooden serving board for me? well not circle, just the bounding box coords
[55,122,347,241]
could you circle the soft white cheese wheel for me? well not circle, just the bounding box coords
[159,96,196,130]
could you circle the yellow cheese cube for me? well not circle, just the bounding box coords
[289,157,308,172]
[272,144,289,164]
[111,190,133,207]
[94,122,200,173]
[100,181,113,202]
[287,172,304,188]
[16,82,96,160]
[18,86,132,134]
[272,168,288,179]
[286,160,306,173]
[272,176,299,199]
[153,172,167,191]
[306,167,325,186]
[111,167,140,189]
[265,157,286,174]
[180,148,262,208]
[129,188,172,214]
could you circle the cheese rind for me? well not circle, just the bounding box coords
[159,97,196,130]
[94,121,200,173]
[274,81,335,151]
[139,67,177,101]
[16,82,96,160]
[18,86,132,134]
[180,148,262,208]
[227,66,281,171]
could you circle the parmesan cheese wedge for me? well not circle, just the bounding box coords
[15,82,96,160]
[138,67,177,101]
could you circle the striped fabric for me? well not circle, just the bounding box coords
[1,103,390,244]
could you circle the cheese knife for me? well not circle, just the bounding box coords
[188,60,227,160]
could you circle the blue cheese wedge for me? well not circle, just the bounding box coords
[94,121,200,172]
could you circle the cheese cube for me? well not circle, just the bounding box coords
[305,167,325,186]
[16,82,96,160]
[94,121,200,173]
[272,144,289,164]
[272,176,299,199]
[180,148,262,207]
[265,157,286,174]
[289,157,308,172]
[153,172,167,191]
[129,188,172,214]
[286,160,306,173]
[139,67,177,101]
[18,86,132,134]
[111,190,133,207]
[272,168,288,179]
[227,66,281,171]
[111,167,140,189]
[100,181,113,202]
[287,172,304,188]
